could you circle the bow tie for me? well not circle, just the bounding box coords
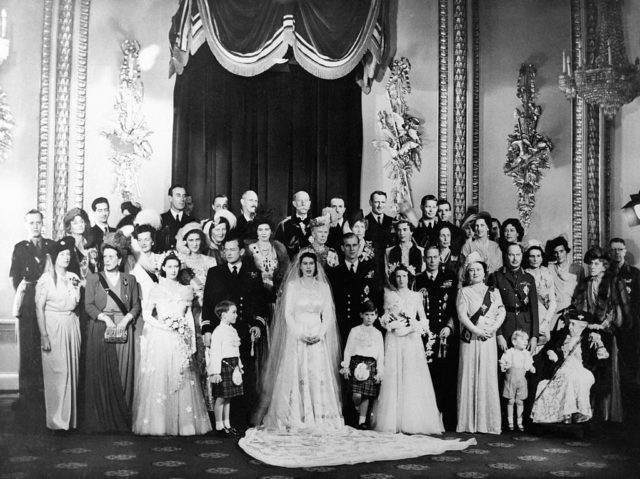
[296,217,307,224]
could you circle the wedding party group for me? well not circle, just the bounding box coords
[9,183,640,466]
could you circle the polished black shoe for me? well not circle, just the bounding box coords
[226,427,240,437]
[357,423,369,430]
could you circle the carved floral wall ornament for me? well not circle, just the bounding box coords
[103,39,153,202]
[374,57,423,210]
[0,14,13,165]
[504,64,553,232]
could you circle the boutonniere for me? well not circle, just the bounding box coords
[480,304,488,314]
[365,270,375,279]
[250,271,258,279]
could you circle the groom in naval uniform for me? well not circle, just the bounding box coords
[202,236,268,426]
[328,233,381,346]
[414,245,459,429]
[9,209,54,411]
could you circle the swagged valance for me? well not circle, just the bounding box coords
[169,0,390,91]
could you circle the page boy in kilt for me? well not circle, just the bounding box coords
[208,300,243,437]
[340,300,384,429]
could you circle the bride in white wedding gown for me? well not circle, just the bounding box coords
[239,252,475,467]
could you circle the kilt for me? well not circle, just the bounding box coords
[212,357,244,399]
[349,355,380,397]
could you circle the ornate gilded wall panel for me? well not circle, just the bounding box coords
[585,0,600,249]
[453,0,467,223]
[437,0,449,200]
[73,0,91,209]
[471,0,479,208]
[571,0,584,263]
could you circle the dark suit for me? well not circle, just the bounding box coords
[274,216,311,259]
[327,220,346,252]
[328,259,381,345]
[202,262,267,424]
[235,214,256,244]
[156,211,197,252]
[89,224,116,249]
[489,267,539,345]
[10,238,54,403]
[364,212,394,290]
[415,268,458,428]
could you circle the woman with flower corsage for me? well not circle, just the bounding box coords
[35,238,82,432]
[81,243,141,432]
[456,252,506,434]
[245,216,289,301]
[132,253,212,436]
[524,240,557,351]
[372,265,444,434]
[301,213,340,269]
[344,210,375,263]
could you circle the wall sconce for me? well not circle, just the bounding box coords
[622,190,640,227]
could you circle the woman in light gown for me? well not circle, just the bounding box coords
[239,253,474,468]
[132,253,212,435]
[524,240,557,351]
[456,252,506,434]
[459,212,503,277]
[35,238,82,431]
[372,265,444,434]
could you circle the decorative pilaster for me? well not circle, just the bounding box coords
[452,0,467,224]
[571,0,585,263]
[437,0,449,200]
[37,0,54,228]
[73,0,91,208]
[471,0,480,208]
[603,117,612,243]
[53,0,75,239]
[585,0,600,249]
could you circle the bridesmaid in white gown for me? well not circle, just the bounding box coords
[372,265,444,435]
[132,253,212,436]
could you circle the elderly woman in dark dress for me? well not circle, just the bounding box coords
[82,244,141,431]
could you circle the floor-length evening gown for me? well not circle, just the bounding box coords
[372,289,444,434]
[239,261,475,468]
[456,283,505,434]
[132,278,212,435]
[36,271,82,430]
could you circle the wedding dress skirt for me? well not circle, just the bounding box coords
[239,426,476,468]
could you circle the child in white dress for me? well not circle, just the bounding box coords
[207,300,244,437]
[340,300,384,429]
[499,330,536,431]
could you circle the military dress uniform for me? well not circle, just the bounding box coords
[9,237,54,406]
[489,267,539,346]
[328,258,381,346]
[274,215,311,259]
[415,267,458,428]
[202,262,267,425]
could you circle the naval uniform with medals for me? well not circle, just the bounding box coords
[415,267,459,429]
[9,237,54,407]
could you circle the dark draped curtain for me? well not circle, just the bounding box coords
[172,46,363,220]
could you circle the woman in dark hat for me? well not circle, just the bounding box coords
[35,238,82,431]
[531,308,610,425]
[571,246,631,423]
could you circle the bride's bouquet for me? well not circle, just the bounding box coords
[168,316,194,374]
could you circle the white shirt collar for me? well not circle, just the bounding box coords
[228,262,242,272]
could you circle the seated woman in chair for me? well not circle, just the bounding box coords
[531,309,609,425]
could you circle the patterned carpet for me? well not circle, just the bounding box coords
[2,397,640,479]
